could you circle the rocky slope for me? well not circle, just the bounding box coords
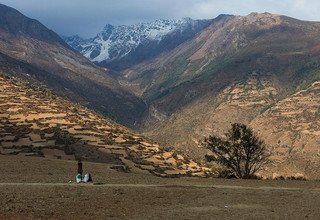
[0,73,212,177]
[63,18,215,70]
[0,3,146,127]
[120,13,320,178]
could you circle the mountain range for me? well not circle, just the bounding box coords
[0,3,320,178]
[63,17,214,71]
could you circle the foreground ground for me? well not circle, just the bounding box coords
[0,155,320,219]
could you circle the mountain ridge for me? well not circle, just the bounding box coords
[0,4,68,47]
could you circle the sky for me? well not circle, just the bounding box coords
[1,0,319,38]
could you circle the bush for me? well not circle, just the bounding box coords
[172,152,178,159]
[204,123,270,179]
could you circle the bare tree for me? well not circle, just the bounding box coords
[204,123,269,179]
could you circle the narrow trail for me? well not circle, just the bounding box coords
[0,182,319,191]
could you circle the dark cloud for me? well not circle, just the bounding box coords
[1,0,319,38]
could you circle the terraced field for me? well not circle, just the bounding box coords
[0,74,211,177]
[144,76,279,157]
[195,76,278,137]
[251,81,320,178]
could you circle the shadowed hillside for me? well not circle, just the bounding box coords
[0,3,146,127]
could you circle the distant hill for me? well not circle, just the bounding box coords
[0,3,146,127]
[0,73,211,177]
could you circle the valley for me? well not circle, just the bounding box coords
[0,3,319,181]
[1,2,320,219]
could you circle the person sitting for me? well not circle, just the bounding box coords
[75,173,82,183]
[83,173,93,183]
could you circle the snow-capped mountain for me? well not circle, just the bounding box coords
[63,18,213,70]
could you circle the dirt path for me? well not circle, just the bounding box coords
[1,181,320,219]
[0,182,319,192]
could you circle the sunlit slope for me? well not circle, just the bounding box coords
[0,74,211,177]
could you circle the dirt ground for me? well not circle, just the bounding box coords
[0,155,320,219]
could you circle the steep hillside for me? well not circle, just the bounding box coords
[121,13,320,178]
[122,13,320,110]
[0,73,211,177]
[64,18,215,71]
[0,3,146,127]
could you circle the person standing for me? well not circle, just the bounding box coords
[76,160,83,183]
[77,160,83,176]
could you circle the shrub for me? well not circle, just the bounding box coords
[172,152,178,159]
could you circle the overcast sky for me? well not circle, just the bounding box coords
[1,0,319,38]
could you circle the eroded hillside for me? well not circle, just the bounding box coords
[0,74,211,177]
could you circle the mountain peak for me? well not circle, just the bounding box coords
[102,24,114,32]
[229,11,283,29]
[247,11,279,18]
